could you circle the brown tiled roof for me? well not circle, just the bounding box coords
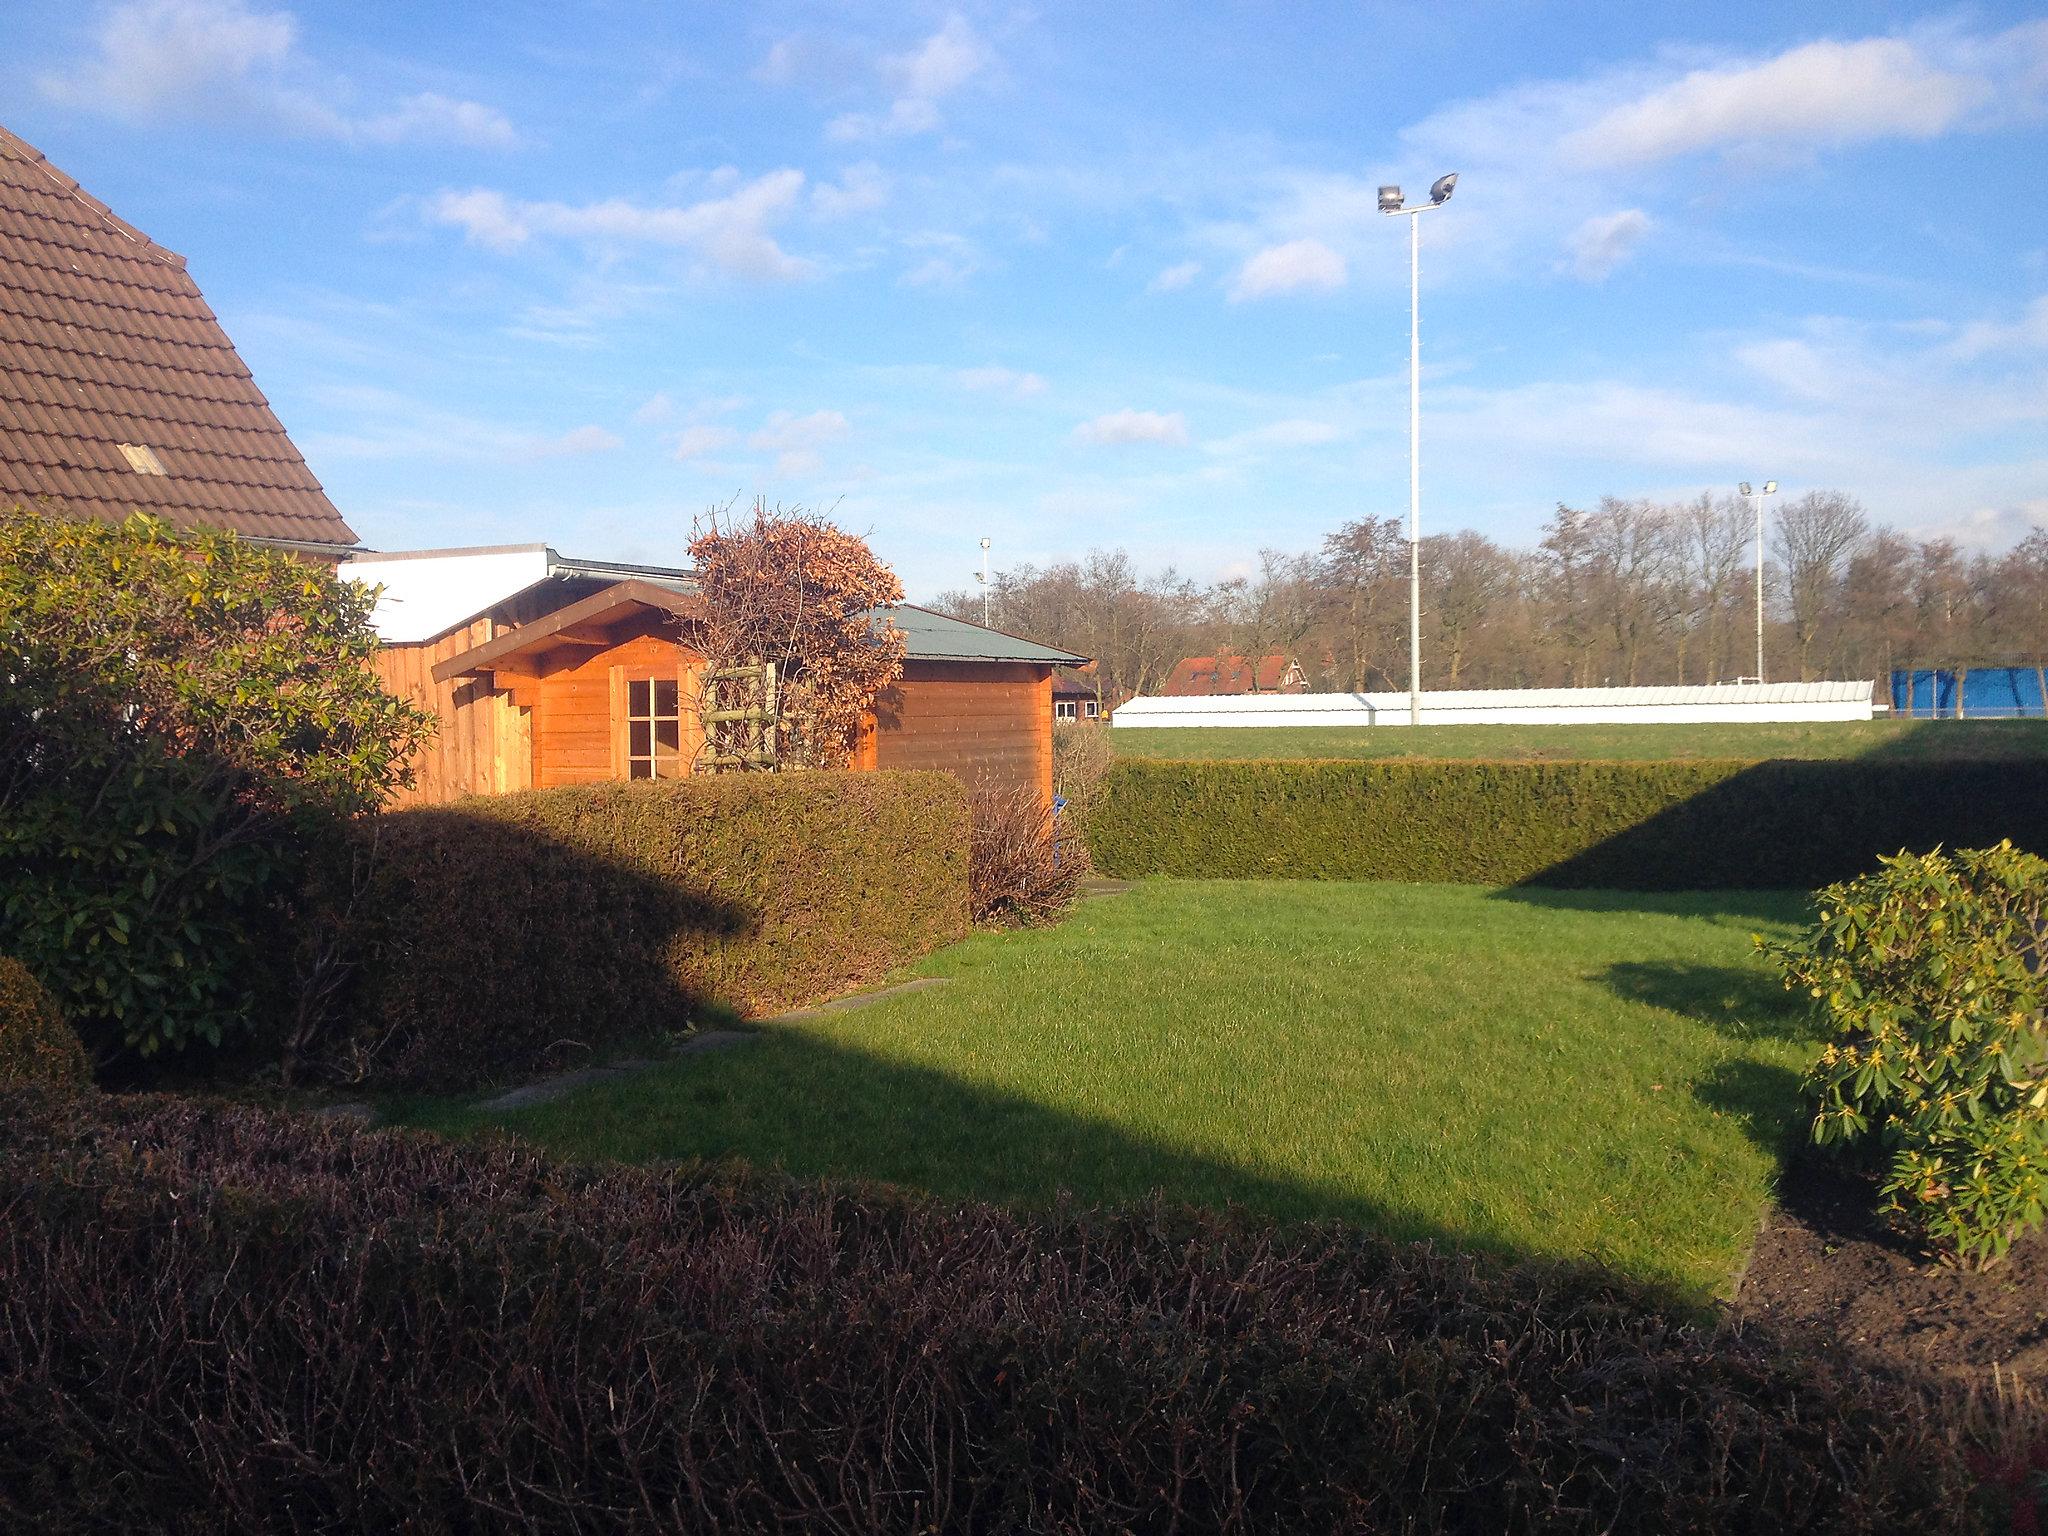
[0,125,354,546]
[1160,654,1308,696]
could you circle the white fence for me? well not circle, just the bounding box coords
[1112,681,1877,729]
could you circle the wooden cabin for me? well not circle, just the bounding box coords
[344,545,1086,807]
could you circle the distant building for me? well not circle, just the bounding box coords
[1160,654,1309,697]
[1053,665,1105,722]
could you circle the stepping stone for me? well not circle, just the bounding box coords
[674,1028,754,1056]
[481,1060,652,1112]
[764,975,950,1023]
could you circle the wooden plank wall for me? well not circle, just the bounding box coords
[534,619,705,787]
[871,660,1053,802]
[373,616,514,807]
[370,586,572,806]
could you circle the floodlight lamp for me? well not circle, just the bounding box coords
[1378,185,1404,213]
[1429,172,1458,205]
[1763,480,1777,494]
[1739,482,1752,496]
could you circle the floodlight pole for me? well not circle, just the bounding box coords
[1743,483,1776,684]
[1381,177,1454,727]
[977,537,991,628]
[1408,209,1421,728]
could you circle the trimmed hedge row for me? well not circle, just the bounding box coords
[1085,757,2048,889]
[341,772,969,1089]
[0,956,91,1092]
[0,1089,1982,1533]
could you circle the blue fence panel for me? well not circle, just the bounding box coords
[1891,667,2048,719]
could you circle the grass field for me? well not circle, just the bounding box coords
[1108,717,2048,763]
[397,880,1820,1301]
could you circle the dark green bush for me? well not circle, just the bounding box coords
[0,956,91,1092]
[1084,757,2048,889]
[0,1089,1984,1534]
[339,772,969,1089]
[1764,843,2048,1269]
[0,506,430,1064]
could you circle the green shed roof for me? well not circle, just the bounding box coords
[874,604,1087,665]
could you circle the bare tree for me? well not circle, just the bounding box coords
[1771,491,1869,680]
[1674,492,1751,683]
[1317,515,1404,689]
[1422,531,1514,688]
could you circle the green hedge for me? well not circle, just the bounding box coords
[342,772,969,1089]
[1084,758,2048,889]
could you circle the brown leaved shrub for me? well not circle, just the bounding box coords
[0,1089,1987,1534]
[970,783,1083,926]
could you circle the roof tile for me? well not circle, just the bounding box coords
[0,125,352,545]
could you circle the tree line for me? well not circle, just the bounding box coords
[933,492,2048,704]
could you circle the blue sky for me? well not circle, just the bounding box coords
[5,1,2045,598]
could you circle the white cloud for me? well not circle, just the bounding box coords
[1207,419,1345,455]
[1560,38,1982,167]
[1950,295,2048,359]
[1231,239,1346,301]
[750,409,849,476]
[535,425,621,457]
[957,366,1048,398]
[40,0,516,148]
[673,423,738,460]
[1564,209,1651,281]
[827,14,989,141]
[810,161,889,219]
[899,231,983,287]
[1150,260,1201,292]
[427,170,815,280]
[358,92,517,150]
[630,392,676,426]
[1074,409,1190,447]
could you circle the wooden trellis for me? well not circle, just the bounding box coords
[698,659,779,771]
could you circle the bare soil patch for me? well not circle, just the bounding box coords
[1738,1154,2048,1379]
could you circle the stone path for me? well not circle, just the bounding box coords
[474,976,951,1113]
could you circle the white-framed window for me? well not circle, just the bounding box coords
[1055,699,1077,721]
[627,676,685,779]
[1083,699,1100,719]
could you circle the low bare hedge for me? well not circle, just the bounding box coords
[338,772,968,1089]
[1084,757,2048,889]
[0,1090,1983,1534]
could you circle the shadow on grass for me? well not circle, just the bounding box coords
[1597,959,1819,1045]
[414,1023,1753,1308]
[1692,1057,1811,1162]
[1496,884,1813,928]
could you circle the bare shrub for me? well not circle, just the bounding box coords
[970,784,1083,927]
[1052,718,1113,811]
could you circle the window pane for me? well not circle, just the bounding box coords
[630,720,650,757]
[628,758,652,780]
[652,677,679,716]
[654,718,680,752]
[629,679,651,716]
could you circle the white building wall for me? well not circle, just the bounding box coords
[1113,682,1876,728]
[340,546,552,644]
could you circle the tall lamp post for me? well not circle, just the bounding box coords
[1379,172,1458,726]
[975,536,991,627]
[1738,480,1776,683]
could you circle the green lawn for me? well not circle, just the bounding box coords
[398,880,1821,1302]
[1109,717,2048,763]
